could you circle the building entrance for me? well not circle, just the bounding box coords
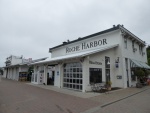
[63,62,82,91]
[47,71,55,85]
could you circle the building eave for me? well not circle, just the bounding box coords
[119,25,146,46]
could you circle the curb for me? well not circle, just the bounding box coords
[101,88,149,108]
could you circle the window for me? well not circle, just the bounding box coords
[139,45,143,55]
[105,57,110,68]
[105,56,110,82]
[132,41,134,47]
[132,41,135,52]
[124,38,127,49]
[131,70,136,81]
[63,62,82,91]
[90,68,102,84]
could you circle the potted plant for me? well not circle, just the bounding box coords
[106,81,112,90]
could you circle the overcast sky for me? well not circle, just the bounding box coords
[0,0,150,67]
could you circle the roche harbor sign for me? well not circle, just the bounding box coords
[66,39,107,53]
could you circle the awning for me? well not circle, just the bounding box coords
[130,59,150,69]
[30,44,119,65]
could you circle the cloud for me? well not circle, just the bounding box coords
[0,0,150,66]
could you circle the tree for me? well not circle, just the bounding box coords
[27,66,34,81]
[144,69,150,77]
[147,46,150,65]
[134,69,145,79]
[28,66,33,74]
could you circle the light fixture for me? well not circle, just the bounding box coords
[80,57,85,63]
[107,61,110,65]
[115,57,119,68]
[58,61,63,65]
[115,57,119,63]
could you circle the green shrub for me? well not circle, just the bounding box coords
[134,69,145,79]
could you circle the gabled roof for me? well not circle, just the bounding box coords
[49,24,146,52]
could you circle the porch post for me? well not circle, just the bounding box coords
[44,64,48,85]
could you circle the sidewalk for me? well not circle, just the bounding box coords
[26,83,101,98]
[27,83,150,101]
[1,78,150,113]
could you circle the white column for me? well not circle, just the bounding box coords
[60,63,64,88]
[82,57,88,92]
[122,58,127,88]
[3,69,6,78]
[54,64,61,88]
[11,68,13,79]
[8,68,10,79]
[12,68,14,80]
[43,65,48,85]
[16,67,19,81]
[34,66,36,83]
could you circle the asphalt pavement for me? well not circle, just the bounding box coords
[0,78,150,113]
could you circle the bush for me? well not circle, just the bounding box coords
[144,70,150,77]
[106,81,112,87]
[134,69,145,79]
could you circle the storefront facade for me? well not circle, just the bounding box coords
[3,56,47,81]
[31,25,150,92]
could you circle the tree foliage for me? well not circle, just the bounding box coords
[143,69,150,77]
[28,66,33,75]
[147,46,150,65]
[135,69,145,79]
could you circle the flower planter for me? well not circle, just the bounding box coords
[108,87,111,90]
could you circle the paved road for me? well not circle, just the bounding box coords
[83,86,150,113]
[1,78,150,113]
[0,78,99,113]
[91,88,150,113]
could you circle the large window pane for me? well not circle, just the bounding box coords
[63,62,82,91]
[90,68,102,84]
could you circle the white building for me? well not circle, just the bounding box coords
[30,24,150,92]
[3,55,47,81]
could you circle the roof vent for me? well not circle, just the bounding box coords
[113,25,116,28]
[78,37,81,40]
[63,41,67,44]
[117,24,120,27]
[67,40,70,42]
